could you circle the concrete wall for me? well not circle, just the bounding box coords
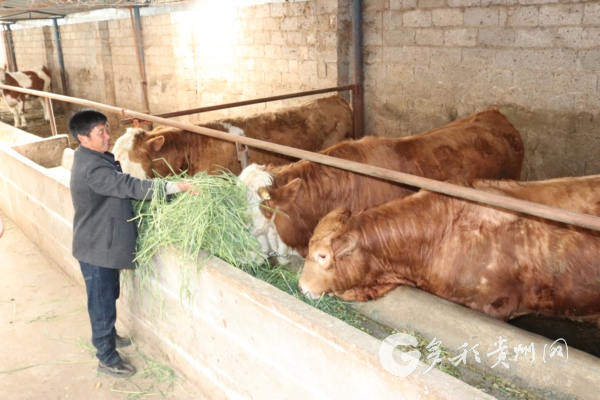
[1,0,599,180]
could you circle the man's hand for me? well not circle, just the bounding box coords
[177,180,199,195]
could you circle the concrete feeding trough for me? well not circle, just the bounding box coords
[1,123,598,399]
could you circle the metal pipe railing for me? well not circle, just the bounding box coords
[2,83,600,232]
[119,85,355,125]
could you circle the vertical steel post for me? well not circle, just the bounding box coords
[130,6,151,120]
[45,97,57,136]
[5,24,17,72]
[52,18,68,98]
[2,27,11,70]
[352,0,365,139]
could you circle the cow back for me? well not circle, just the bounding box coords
[387,109,524,181]
[304,175,600,324]
[1,66,51,101]
[128,126,236,177]
[261,108,524,257]
[470,175,600,216]
[118,95,353,177]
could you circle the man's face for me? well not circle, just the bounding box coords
[78,123,111,153]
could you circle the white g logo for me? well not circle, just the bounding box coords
[379,333,421,377]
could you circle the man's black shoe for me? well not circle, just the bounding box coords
[97,359,136,378]
[115,334,132,348]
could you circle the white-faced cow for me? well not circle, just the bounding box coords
[0,66,52,128]
[112,95,353,178]
[240,109,524,263]
[298,175,600,326]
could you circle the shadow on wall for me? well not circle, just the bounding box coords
[370,101,600,182]
[497,105,599,181]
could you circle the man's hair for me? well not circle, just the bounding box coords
[68,109,108,142]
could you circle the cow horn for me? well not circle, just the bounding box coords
[257,187,271,200]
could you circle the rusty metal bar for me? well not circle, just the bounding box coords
[3,24,17,72]
[45,97,57,136]
[52,18,68,98]
[2,83,600,232]
[120,85,355,125]
[2,29,12,71]
[352,0,364,140]
[129,6,150,117]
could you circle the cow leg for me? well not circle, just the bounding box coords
[3,96,19,128]
[39,97,50,121]
[8,105,20,128]
[17,101,27,127]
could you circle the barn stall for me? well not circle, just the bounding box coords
[1,0,600,399]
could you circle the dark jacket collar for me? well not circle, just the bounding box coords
[76,145,116,163]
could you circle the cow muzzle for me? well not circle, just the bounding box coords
[298,282,323,300]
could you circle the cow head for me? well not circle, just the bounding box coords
[238,164,302,263]
[239,163,274,237]
[298,207,370,300]
[112,128,151,179]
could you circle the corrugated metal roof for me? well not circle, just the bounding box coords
[0,0,183,22]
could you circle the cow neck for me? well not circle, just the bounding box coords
[352,191,449,285]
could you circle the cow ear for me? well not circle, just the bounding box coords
[147,136,165,152]
[331,232,358,259]
[335,208,352,224]
[279,177,302,201]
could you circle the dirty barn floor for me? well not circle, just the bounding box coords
[0,211,200,399]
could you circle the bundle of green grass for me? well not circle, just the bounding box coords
[129,170,373,332]
[132,170,265,272]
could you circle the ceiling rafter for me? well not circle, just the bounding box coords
[0,0,186,21]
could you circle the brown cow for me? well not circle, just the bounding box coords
[0,66,52,128]
[240,109,524,263]
[111,95,353,178]
[298,175,600,325]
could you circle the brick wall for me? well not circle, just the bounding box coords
[190,0,350,122]
[364,0,600,180]
[2,0,598,179]
[60,23,106,105]
[2,1,349,128]
[9,27,47,71]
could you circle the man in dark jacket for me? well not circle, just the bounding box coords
[69,109,192,378]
